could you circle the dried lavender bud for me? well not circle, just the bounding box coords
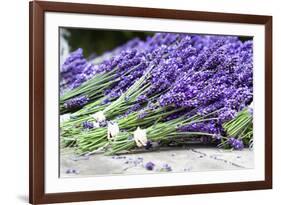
[162,164,172,172]
[145,162,155,171]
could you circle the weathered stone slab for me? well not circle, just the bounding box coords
[60,145,254,177]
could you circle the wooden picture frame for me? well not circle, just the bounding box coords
[29,1,272,204]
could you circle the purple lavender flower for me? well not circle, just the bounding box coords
[228,137,244,150]
[233,139,244,150]
[192,39,226,71]
[146,36,196,96]
[218,108,237,123]
[213,134,222,140]
[180,120,220,134]
[60,48,94,91]
[137,95,148,103]
[228,137,236,145]
[65,169,72,174]
[138,110,148,119]
[82,121,94,129]
[61,48,86,73]
[64,96,89,109]
[125,103,142,115]
[65,168,79,174]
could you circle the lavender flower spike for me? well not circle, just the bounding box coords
[64,96,89,109]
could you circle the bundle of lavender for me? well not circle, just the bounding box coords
[60,33,182,114]
[221,106,253,150]
[61,34,197,147]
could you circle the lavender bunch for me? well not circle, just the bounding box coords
[60,33,182,115]
[107,38,253,154]
[63,35,198,151]
[61,34,194,132]
[60,48,144,113]
[60,48,94,93]
[61,38,144,92]
[60,33,183,132]
[72,33,184,116]
[221,106,253,150]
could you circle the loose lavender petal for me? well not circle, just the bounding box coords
[162,164,172,172]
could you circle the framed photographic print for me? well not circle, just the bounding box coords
[29,1,272,204]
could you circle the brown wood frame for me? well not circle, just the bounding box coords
[29,1,272,204]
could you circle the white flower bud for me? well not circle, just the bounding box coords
[133,127,147,147]
[107,122,120,141]
[91,111,106,122]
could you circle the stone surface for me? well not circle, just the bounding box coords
[60,145,254,177]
